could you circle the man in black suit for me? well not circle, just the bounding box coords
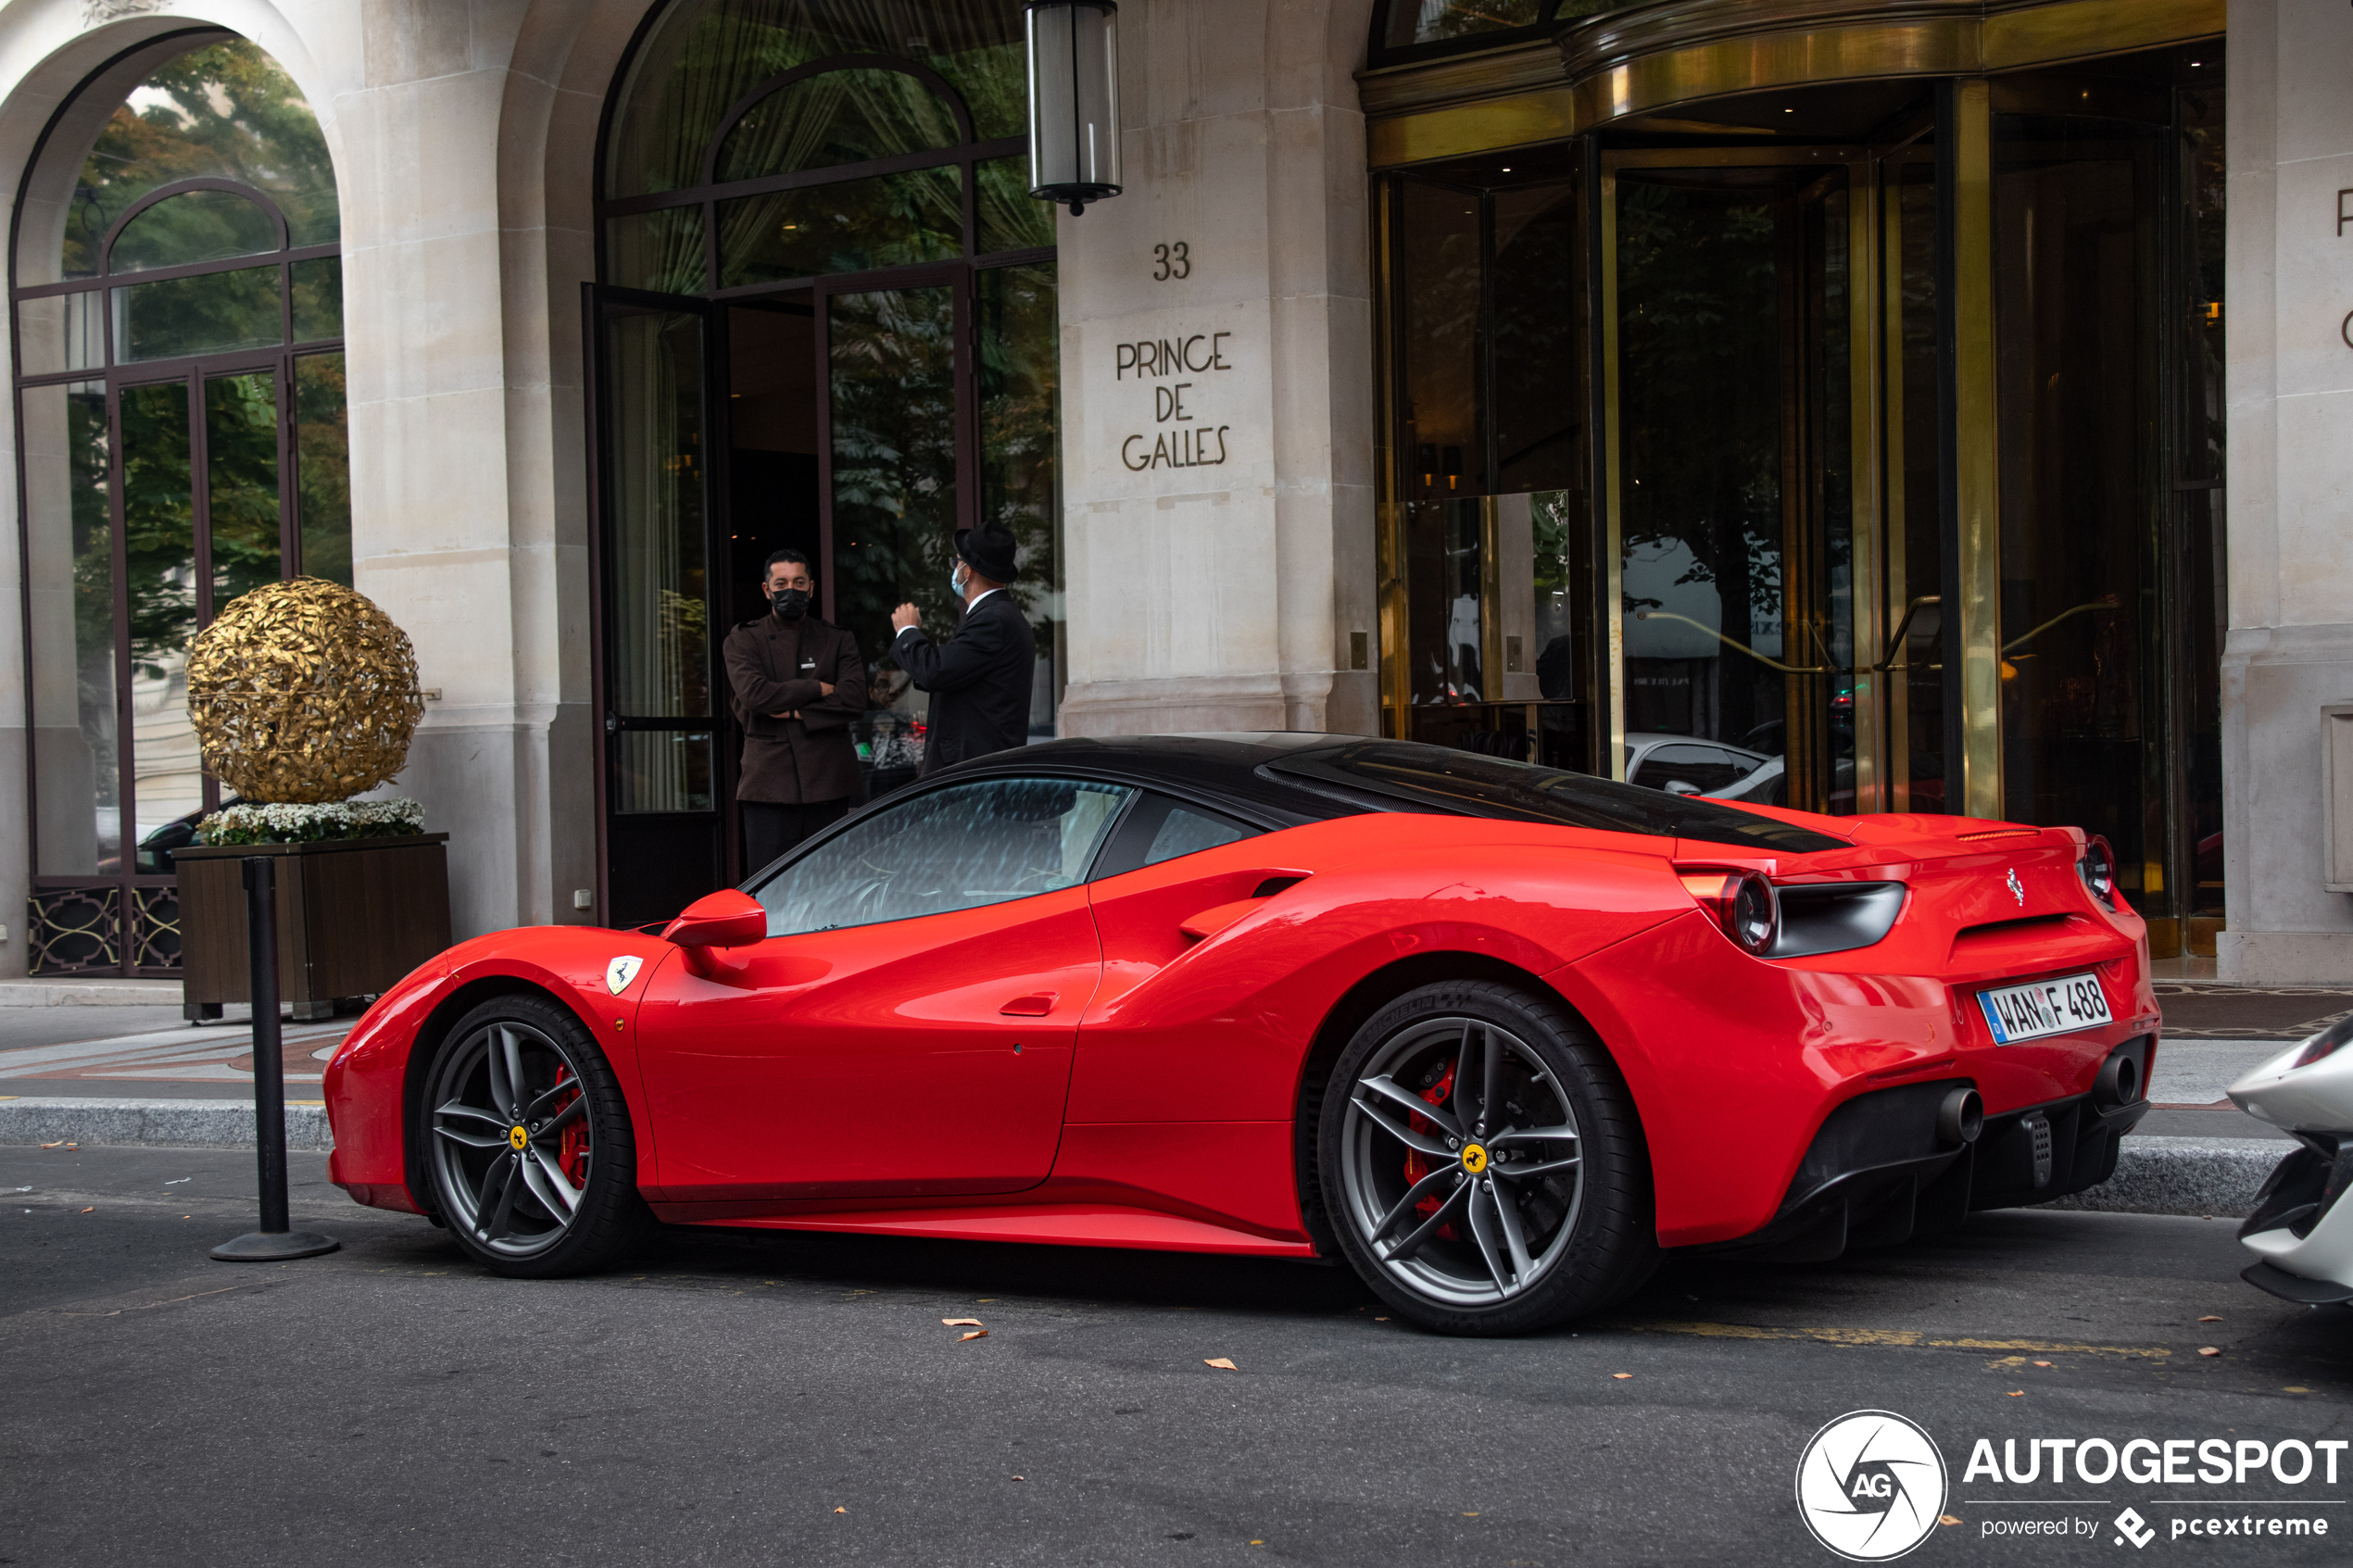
[889,519,1035,776]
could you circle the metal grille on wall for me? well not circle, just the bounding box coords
[25,885,120,973]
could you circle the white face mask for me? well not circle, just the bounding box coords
[949,561,969,600]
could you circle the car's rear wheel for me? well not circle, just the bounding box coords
[422,994,650,1277]
[1317,979,1658,1335]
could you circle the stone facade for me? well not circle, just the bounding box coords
[0,0,1384,967]
[0,0,2344,986]
[2221,0,2353,983]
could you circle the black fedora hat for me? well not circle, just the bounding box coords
[956,518,1019,582]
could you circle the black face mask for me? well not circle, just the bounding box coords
[771,587,809,621]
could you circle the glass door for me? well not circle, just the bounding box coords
[592,290,724,929]
[814,267,970,775]
[1601,150,1869,813]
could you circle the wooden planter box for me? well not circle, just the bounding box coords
[175,834,451,1022]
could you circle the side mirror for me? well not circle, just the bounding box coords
[661,889,768,950]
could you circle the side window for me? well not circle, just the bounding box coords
[1632,743,1743,795]
[1092,793,1260,880]
[753,778,1135,936]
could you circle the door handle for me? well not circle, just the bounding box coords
[1000,994,1055,1017]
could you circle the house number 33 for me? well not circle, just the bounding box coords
[1151,242,1190,281]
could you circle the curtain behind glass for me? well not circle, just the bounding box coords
[24,382,117,874]
[608,311,711,813]
[607,0,1029,200]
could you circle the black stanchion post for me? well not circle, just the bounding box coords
[213,854,338,1262]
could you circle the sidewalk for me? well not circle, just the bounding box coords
[0,978,2338,1215]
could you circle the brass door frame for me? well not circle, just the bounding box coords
[1944,80,2005,821]
[1596,145,1881,807]
[1364,0,2223,170]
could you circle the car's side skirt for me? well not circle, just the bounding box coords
[654,1201,1318,1257]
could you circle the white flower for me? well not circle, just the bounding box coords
[195,797,425,846]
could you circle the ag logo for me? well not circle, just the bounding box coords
[604,954,643,996]
[1795,1410,1946,1562]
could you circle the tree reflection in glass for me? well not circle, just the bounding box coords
[63,39,338,277]
[830,285,958,715]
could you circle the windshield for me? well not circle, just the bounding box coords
[1265,740,1849,854]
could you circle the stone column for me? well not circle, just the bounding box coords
[338,0,592,939]
[2219,0,2353,983]
[1054,0,1378,739]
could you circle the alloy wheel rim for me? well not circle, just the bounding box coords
[1337,1015,1583,1309]
[428,1022,591,1258]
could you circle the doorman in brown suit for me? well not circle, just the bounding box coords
[724,549,865,872]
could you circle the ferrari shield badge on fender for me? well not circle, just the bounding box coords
[605,955,643,996]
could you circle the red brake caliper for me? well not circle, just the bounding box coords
[1399,1060,1458,1241]
[550,1066,588,1186]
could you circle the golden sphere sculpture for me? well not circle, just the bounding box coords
[185,578,424,804]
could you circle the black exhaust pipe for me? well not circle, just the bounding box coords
[1936,1085,1984,1147]
[2095,1047,2143,1109]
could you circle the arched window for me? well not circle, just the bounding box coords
[15,34,348,974]
[600,3,1048,293]
[588,1,1060,926]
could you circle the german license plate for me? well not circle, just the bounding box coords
[1976,972,2113,1044]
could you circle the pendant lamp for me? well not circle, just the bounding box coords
[1026,2,1122,215]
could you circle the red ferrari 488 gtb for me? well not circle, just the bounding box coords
[324,734,2155,1335]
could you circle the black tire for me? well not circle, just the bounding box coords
[421,993,652,1277]
[1315,978,1659,1335]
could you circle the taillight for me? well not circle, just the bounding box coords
[2080,834,2118,910]
[2296,1016,2353,1070]
[1680,870,1780,956]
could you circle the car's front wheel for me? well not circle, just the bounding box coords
[1317,979,1658,1335]
[422,994,650,1277]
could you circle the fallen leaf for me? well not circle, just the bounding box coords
[2198,1346,2221,1358]
[64,1143,76,1150]
[1463,1511,1480,1517]
[1011,1475,1026,1482]
[1250,1542,1265,1548]
[2032,1361,2051,1368]
[80,1207,94,1213]
[40,1141,61,1149]
[2007,1390,2024,1397]
[1612,1373,1632,1380]
[2198,1315,2222,1323]
[942,1318,983,1326]
[2285,1386,2311,1394]
[1204,1357,1238,1371]
[833,1507,847,1514]
[1374,1316,1389,1322]
[1940,1515,1962,1527]
[960,1330,988,1341]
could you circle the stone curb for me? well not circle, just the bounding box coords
[0,980,183,1007]
[2041,1135,2284,1219]
[0,1098,332,1152]
[0,1110,2287,1218]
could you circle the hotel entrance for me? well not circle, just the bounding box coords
[587,0,1061,927]
[1369,2,2227,956]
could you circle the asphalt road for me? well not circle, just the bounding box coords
[2,1146,2347,1567]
